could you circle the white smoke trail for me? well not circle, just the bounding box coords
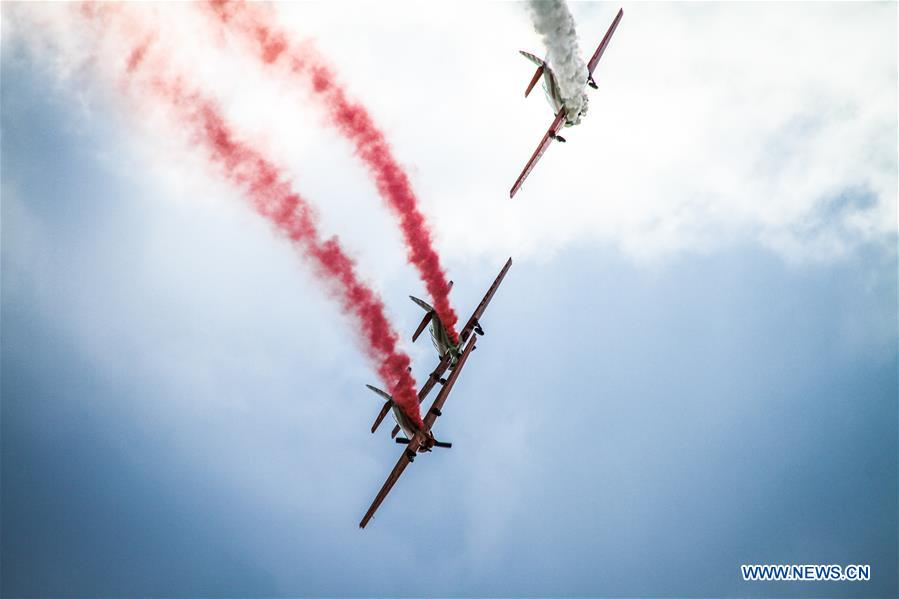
[527,0,589,124]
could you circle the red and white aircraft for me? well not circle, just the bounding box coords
[360,258,513,528]
[509,8,624,199]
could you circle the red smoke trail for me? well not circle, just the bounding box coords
[85,4,424,427]
[186,99,423,427]
[205,0,460,344]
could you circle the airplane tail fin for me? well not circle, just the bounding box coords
[519,51,545,97]
[366,384,394,434]
[410,295,435,342]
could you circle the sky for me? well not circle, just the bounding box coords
[1,2,897,597]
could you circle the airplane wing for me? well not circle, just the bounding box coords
[361,345,471,527]
[459,257,514,343]
[360,341,471,527]
[587,8,624,77]
[509,111,566,198]
[423,334,477,431]
[359,448,413,528]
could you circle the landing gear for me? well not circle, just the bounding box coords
[430,407,442,417]
[588,76,598,90]
[405,448,416,462]
[551,133,567,143]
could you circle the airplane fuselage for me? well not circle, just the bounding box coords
[409,294,462,368]
[540,66,583,127]
[428,315,462,367]
[541,66,566,120]
[389,409,442,458]
[391,403,420,440]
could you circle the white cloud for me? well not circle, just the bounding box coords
[268,2,898,263]
[5,2,894,270]
[3,5,896,592]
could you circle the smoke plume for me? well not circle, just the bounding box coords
[205,0,460,343]
[527,0,589,123]
[79,3,426,428]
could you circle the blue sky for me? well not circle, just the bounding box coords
[2,3,897,597]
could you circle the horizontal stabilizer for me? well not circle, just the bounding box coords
[366,384,393,403]
[525,64,544,97]
[395,437,411,444]
[371,400,391,434]
[433,440,452,449]
[412,310,432,343]
[410,295,435,342]
[409,295,434,312]
[519,50,544,67]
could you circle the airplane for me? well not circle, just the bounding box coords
[382,256,513,439]
[359,257,513,528]
[509,7,624,199]
[410,287,467,369]
[409,281,486,371]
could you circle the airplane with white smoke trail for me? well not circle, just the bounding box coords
[359,257,513,528]
[510,7,624,198]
